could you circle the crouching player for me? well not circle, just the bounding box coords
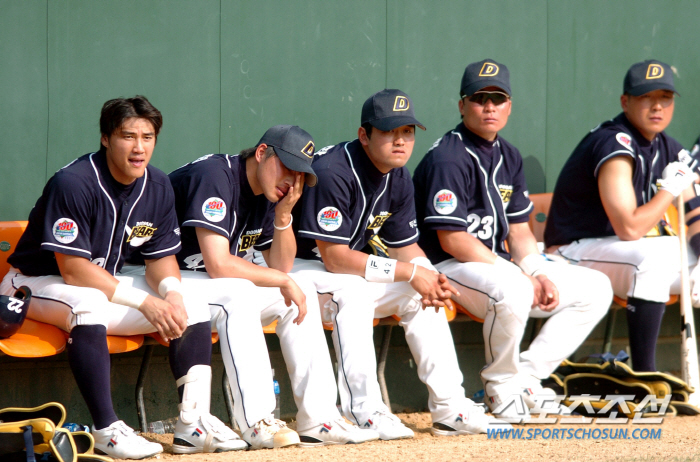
[0,96,245,458]
[413,60,613,422]
[169,125,379,448]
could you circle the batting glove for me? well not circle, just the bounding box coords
[658,161,695,197]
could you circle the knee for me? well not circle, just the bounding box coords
[496,274,533,322]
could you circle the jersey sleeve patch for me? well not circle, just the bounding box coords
[317,206,343,231]
[616,132,634,151]
[202,197,227,222]
[52,218,79,244]
[433,189,458,215]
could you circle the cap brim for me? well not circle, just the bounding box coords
[369,116,426,132]
[627,82,678,96]
[272,147,318,187]
[461,80,511,97]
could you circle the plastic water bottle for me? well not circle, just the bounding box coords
[62,423,89,433]
[146,417,178,434]
[273,368,281,420]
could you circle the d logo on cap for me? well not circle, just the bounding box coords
[646,64,664,79]
[479,63,499,77]
[301,141,315,158]
[393,96,410,112]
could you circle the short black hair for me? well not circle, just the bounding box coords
[361,122,374,139]
[100,95,163,138]
[239,145,276,159]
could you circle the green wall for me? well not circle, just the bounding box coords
[1,0,699,220]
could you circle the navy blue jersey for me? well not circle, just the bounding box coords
[295,139,419,261]
[413,123,533,264]
[169,154,275,270]
[9,149,182,276]
[544,113,686,247]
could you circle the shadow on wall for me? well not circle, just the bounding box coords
[523,155,546,194]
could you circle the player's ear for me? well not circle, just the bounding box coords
[620,94,629,112]
[101,134,109,149]
[458,97,466,117]
[255,144,268,163]
[358,126,369,147]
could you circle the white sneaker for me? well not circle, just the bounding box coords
[298,418,380,447]
[242,418,300,450]
[432,404,513,436]
[522,384,572,416]
[92,420,163,460]
[173,413,248,453]
[362,410,414,440]
[485,392,532,424]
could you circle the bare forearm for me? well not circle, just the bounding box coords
[55,253,119,298]
[208,254,291,289]
[266,219,296,272]
[507,224,541,265]
[144,255,181,294]
[610,191,674,241]
[436,230,496,264]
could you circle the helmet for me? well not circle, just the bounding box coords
[0,286,31,339]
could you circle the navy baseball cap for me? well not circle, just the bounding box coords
[257,125,318,187]
[460,59,511,97]
[623,60,677,96]
[361,89,426,131]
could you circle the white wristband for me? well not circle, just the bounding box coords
[410,256,438,273]
[274,215,293,231]
[365,255,397,283]
[408,264,418,283]
[494,256,521,274]
[519,253,548,276]
[158,276,182,297]
[111,281,149,309]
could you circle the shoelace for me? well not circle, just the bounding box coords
[372,410,400,424]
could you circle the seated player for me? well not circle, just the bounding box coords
[545,60,700,372]
[291,89,510,437]
[0,96,245,458]
[413,60,613,422]
[168,125,379,448]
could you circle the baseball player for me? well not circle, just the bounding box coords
[168,125,379,448]
[0,96,245,458]
[412,60,613,423]
[291,89,511,438]
[545,60,700,372]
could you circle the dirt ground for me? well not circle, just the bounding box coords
[117,412,700,462]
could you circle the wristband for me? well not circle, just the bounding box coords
[690,234,700,258]
[410,256,438,273]
[494,256,521,274]
[111,281,149,309]
[274,215,293,231]
[408,264,418,283]
[365,255,397,283]
[518,253,548,276]
[158,276,182,297]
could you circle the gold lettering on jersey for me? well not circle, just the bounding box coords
[498,184,514,203]
[479,63,499,77]
[301,141,315,158]
[368,212,392,230]
[646,64,664,79]
[127,223,157,242]
[238,228,263,253]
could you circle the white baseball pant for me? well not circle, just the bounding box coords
[552,236,697,303]
[179,270,341,433]
[0,267,210,333]
[292,259,470,426]
[435,259,612,398]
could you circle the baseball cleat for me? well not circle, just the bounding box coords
[298,418,379,447]
[363,410,414,440]
[242,417,300,450]
[432,404,513,436]
[173,413,247,453]
[92,420,163,460]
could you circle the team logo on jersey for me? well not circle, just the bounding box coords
[126,222,157,247]
[646,64,664,79]
[499,184,513,203]
[616,132,633,151]
[202,197,227,222]
[52,218,78,244]
[238,228,262,253]
[433,189,457,215]
[367,211,392,230]
[317,206,343,231]
[479,62,499,77]
[393,96,410,112]
[301,141,315,158]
